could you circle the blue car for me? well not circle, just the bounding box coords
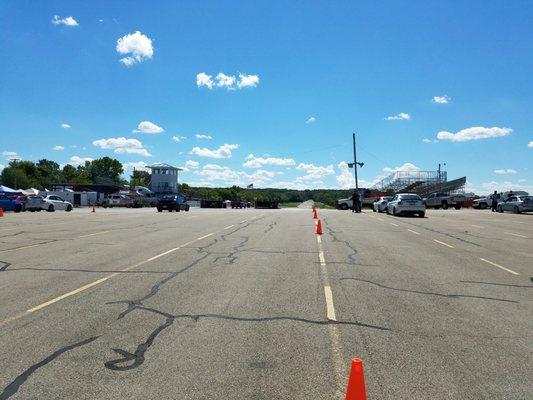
[0,194,25,213]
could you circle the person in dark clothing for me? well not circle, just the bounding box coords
[491,190,499,212]
[351,191,360,213]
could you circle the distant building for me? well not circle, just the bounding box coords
[147,163,183,194]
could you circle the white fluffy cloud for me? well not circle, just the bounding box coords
[494,169,517,175]
[432,95,450,104]
[52,145,65,151]
[68,156,93,166]
[133,120,164,134]
[243,154,296,168]
[306,117,316,124]
[2,151,18,160]
[195,134,213,140]
[190,144,239,159]
[481,180,533,194]
[336,161,354,189]
[296,163,335,180]
[437,126,512,142]
[52,15,78,26]
[194,164,277,186]
[196,72,259,90]
[185,160,199,169]
[0,164,5,173]
[61,123,71,129]
[385,112,410,121]
[528,141,533,148]
[93,137,152,157]
[383,163,421,174]
[123,161,148,173]
[116,31,154,66]
[172,135,186,142]
[422,138,438,144]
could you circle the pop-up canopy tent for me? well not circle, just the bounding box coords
[0,185,20,194]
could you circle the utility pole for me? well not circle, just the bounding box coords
[353,133,358,191]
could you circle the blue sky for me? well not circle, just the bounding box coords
[1,1,532,193]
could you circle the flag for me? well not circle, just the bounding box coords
[247,183,254,189]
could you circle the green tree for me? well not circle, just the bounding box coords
[130,170,151,188]
[1,166,31,189]
[36,159,61,188]
[90,157,124,183]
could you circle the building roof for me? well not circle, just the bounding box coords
[146,163,183,171]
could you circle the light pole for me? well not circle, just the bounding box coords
[350,133,364,192]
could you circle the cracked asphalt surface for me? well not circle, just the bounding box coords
[0,207,531,399]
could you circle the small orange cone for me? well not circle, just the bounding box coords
[345,358,367,400]
[312,209,318,219]
[92,205,96,213]
[315,219,323,235]
[0,208,4,217]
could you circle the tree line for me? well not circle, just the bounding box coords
[0,158,350,206]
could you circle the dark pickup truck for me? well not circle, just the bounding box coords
[156,194,190,212]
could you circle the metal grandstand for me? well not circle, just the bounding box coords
[372,170,466,196]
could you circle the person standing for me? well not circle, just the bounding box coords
[351,190,359,213]
[491,190,499,212]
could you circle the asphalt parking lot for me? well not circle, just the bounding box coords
[0,207,531,399]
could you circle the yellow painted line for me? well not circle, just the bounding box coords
[504,232,528,239]
[318,251,326,266]
[479,258,520,276]
[407,229,420,235]
[324,286,337,321]
[390,222,399,227]
[78,230,110,238]
[0,232,216,327]
[433,239,455,248]
[316,235,321,244]
[224,224,235,230]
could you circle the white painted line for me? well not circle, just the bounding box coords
[407,229,420,235]
[0,244,42,253]
[0,231,218,327]
[479,258,520,276]
[504,232,528,239]
[433,239,455,248]
[470,224,484,229]
[390,222,399,227]
[376,217,384,222]
[318,251,326,266]
[239,219,248,224]
[324,286,337,321]
[78,230,110,238]
[224,225,235,230]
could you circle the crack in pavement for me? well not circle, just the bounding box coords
[0,336,99,400]
[322,217,358,265]
[341,278,518,303]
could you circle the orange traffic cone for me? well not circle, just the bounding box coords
[0,208,4,217]
[315,219,323,235]
[312,209,318,219]
[345,358,367,400]
[92,205,96,213]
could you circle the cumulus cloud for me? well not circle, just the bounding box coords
[197,72,259,90]
[68,156,93,166]
[196,72,214,89]
[116,31,154,66]
[528,141,533,148]
[383,163,421,174]
[422,138,438,144]
[336,161,354,189]
[243,154,296,168]
[306,117,316,124]
[0,164,4,173]
[2,151,18,160]
[61,123,71,129]
[385,113,410,121]
[494,169,517,175]
[52,145,65,151]
[194,164,277,186]
[123,161,148,173]
[185,160,199,169]
[296,163,335,180]
[432,95,450,104]
[133,120,164,134]
[190,144,239,159]
[437,126,512,142]
[92,137,152,157]
[481,180,533,194]
[52,15,78,26]
[195,134,213,140]
[172,135,186,142]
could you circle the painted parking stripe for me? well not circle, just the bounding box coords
[407,229,420,235]
[78,230,110,238]
[504,232,528,239]
[224,224,235,230]
[390,222,399,227]
[479,258,520,276]
[433,239,455,248]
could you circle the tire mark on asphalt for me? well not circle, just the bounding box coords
[0,336,98,400]
[341,278,518,303]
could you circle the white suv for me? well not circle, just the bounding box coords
[26,195,73,212]
[387,193,425,218]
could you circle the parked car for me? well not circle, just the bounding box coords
[156,194,190,212]
[373,196,393,213]
[26,195,73,212]
[424,193,466,210]
[387,193,425,217]
[473,191,529,209]
[231,200,246,209]
[497,195,533,214]
[0,194,25,212]
[102,194,134,208]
